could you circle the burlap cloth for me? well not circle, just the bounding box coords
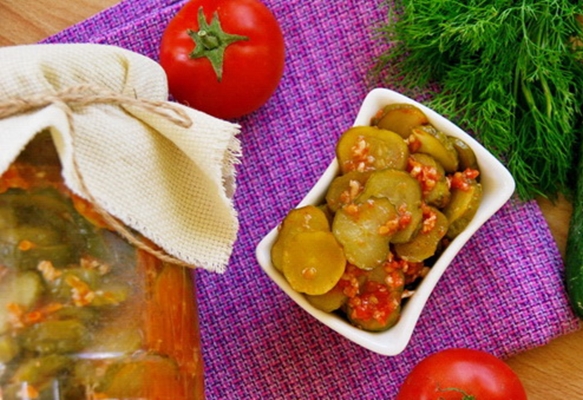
[0,43,241,273]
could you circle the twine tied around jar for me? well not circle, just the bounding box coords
[0,84,198,268]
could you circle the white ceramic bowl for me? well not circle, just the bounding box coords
[255,88,515,355]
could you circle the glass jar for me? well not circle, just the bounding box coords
[0,132,205,399]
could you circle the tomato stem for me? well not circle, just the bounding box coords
[439,387,476,400]
[197,30,219,49]
[186,7,248,82]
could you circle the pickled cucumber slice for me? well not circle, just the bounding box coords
[317,204,334,225]
[282,231,346,295]
[332,197,398,270]
[0,225,61,246]
[0,241,73,270]
[0,188,106,264]
[336,126,409,174]
[371,103,430,139]
[101,356,186,399]
[47,267,101,300]
[346,290,401,331]
[426,180,451,209]
[410,126,459,173]
[0,334,19,363]
[325,171,370,212]
[444,181,483,239]
[0,207,17,229]
[271,205,330,272]
[409,153,451,208]
[357,169,423,244]
[450,136,479,171]
[10,354,70,386]
[0,271,44,334]
[305,284,348,313]
[20,319,89,354]
[366,264,405,289]
[307,263,367,312]
[0,225,65,269]
[102,360,151,398]
[345,266,404,332]
[394,207,449,262]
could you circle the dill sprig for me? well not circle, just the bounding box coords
[376,0,583,200]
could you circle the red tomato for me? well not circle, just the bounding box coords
[159,0,285,120]
[396,348,528,400]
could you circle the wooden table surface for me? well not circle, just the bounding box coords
[1,0,583,398]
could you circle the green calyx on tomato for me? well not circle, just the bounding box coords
[187,7,248,82]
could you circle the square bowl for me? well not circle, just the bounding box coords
[255,88,515,355]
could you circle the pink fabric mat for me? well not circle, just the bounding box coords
[43,0,581,398]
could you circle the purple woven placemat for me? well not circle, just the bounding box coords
[43,0,581,398]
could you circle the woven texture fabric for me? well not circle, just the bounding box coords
[0,43,241,273]
[44,0,581,398]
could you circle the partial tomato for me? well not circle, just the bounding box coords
[396,348,527,400]
[159,0,285,119]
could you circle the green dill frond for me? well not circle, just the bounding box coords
[376,0,583,200]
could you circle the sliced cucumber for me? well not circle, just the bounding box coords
[0,271,44,334]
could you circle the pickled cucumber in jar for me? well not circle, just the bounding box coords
[0,135,204,399]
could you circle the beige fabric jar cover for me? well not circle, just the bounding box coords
[0,43,241,273]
